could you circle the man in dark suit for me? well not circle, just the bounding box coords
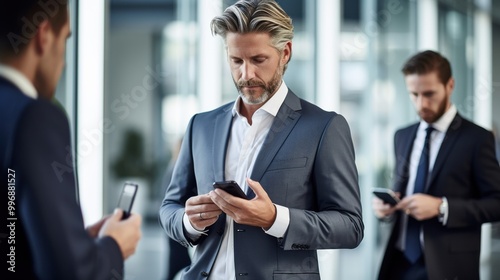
[159,1,363,279]
[373,50,500,280]
[0,1,141,279]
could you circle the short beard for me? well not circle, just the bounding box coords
[435,92,449,122]
[420,91,450,123]
[236,63,283,105]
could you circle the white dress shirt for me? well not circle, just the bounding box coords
[0,64,38,99]
[396,105,457,251]
[183,81,291,279]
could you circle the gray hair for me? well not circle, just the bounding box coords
[211,0,294,67]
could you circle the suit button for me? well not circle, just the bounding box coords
[238,273,248,276]
[236,229,245,232]
[201,271,209,277]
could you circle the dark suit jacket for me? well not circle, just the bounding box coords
[159,90,364,280]
[378,114,500,280]
[0,77,123,279]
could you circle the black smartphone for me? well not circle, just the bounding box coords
[213,180,248,199]
[117,182,138,219]
[373,188,400,206]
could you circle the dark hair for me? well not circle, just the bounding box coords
[0,0,69,56]
[401,50,452,85]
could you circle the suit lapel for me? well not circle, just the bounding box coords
[248,90,302,198]
[427,114,462,191]
[397,124,419,196]
[212,106,234,182]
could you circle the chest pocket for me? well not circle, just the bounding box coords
[267,157,307,171]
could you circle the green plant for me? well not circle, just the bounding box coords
[111,129,153,182]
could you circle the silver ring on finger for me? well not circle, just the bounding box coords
[199,212,204,220]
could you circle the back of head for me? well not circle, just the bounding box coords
[210,0,294,53]
[401,50,452,85]
[0,1,68,58]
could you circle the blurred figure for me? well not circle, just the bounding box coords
[0,1,141,279]
[159,0,363,279]
[373,50,500,280]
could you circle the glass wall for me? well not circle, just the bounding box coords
[52,0,78,198]
[438,0,474,119]
[54,0,78,147]
[338,0,418,278]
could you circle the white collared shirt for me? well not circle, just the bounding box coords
[0,64,37,99]
[213,81,290,280]
[396,105,457,251]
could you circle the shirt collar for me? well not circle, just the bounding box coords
[232,80,288,117]
[0,64,38,99]
[419,104,457,133]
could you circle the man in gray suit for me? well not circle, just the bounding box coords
[159,0,363,279]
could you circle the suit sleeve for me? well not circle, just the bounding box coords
[446,130,500,228]
[282,114,364,249]
[12,101,123,280]
[159,116,202,247]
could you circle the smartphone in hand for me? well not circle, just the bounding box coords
[373,188,400,206]
[213,180,248,199]
[117,182,138,219]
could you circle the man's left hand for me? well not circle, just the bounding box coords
[209,178,276,229]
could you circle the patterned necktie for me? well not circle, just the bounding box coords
[405,126,434,263]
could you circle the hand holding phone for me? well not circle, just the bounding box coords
[213,180,248,199]
[117,182,138,220]
[373,188,400,206]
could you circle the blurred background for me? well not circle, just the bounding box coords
[54,0,500,279]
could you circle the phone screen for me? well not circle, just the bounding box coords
[213,181,248,199]
[117,183,138,219]
[372,188,400,206]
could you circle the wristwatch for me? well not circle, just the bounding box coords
[438,197,448,223]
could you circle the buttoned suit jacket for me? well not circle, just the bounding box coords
[159,90,364,280]
[378,114,500,280]
[0,77,123,279]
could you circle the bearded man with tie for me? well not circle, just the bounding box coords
[373,50,500,280]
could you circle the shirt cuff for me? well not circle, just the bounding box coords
[440,197,449,225]
[263,204,290,238]
[183,213,208,241]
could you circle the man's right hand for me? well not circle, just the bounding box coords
[185,194,222,230]
[98,209,142,260]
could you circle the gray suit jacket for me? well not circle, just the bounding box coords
[159,90,363,280]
